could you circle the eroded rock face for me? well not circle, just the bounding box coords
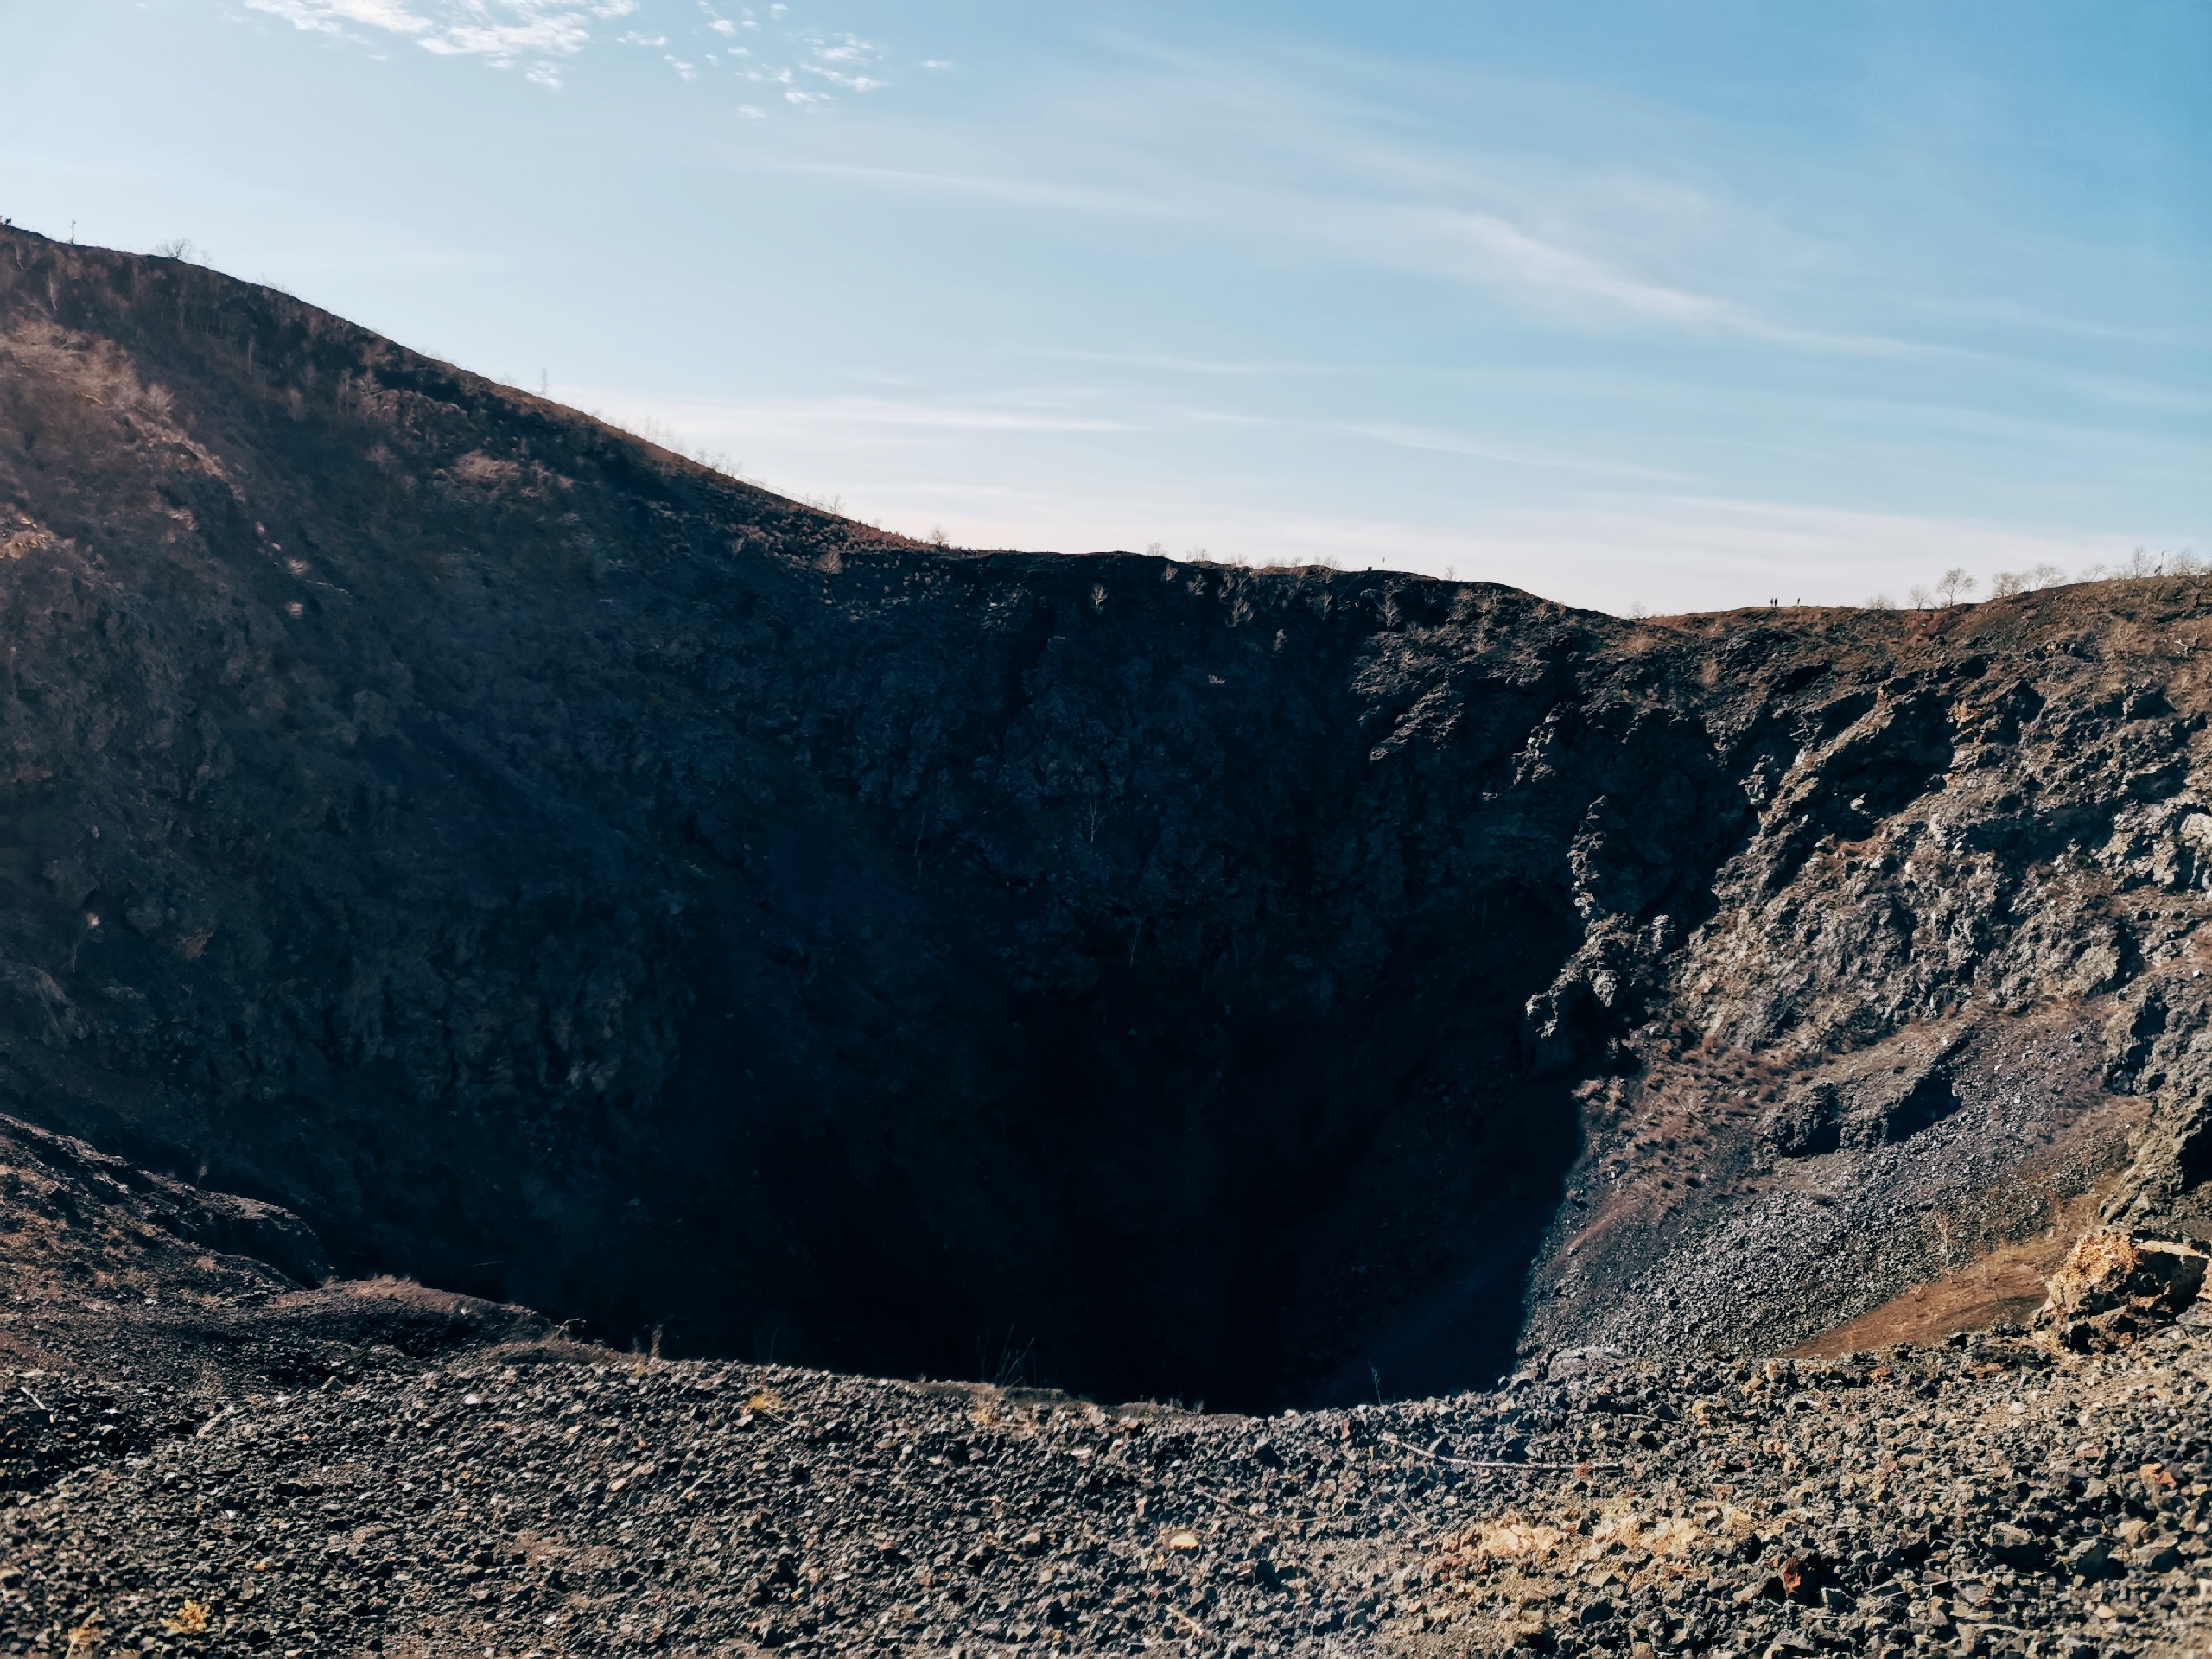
[2037,1228,2210,1351]
[3,226,2212,1407]
[1764,1028,1969,1157]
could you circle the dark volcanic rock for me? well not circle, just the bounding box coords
[3,225,2212,1419]
[3,1147,2209,1659]
[1,1104,2207,1657]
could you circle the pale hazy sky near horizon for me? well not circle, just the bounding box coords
[1,1,2205,613]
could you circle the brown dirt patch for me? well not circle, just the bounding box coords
[1787,1195,2106,1357]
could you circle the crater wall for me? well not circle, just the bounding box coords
[2,228,2207,1408]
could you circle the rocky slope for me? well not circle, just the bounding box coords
[0,1122,2207,1658]
[12,1319,2211,1659]
[0,223,2209,1418]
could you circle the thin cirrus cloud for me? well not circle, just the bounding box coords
[906,36,1994,362]
[571,385,1682,486]
[801,32,882,91]
[578,390,1134,442]
[234,9,1923,354]
[752,160,1160,217]
[242,0,639,70]
[1379,204,1955,358]
[1341,422,1694,485]
[734,34,1944,359]
[753,149,1928,356]
[1426,207,1731,327]
[243,0,889,102]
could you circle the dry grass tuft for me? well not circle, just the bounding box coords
[162,1599,210,1634]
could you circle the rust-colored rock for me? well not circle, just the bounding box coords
[2036,1227,2209,1351]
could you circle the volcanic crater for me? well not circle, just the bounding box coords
[1,223,2209,1423]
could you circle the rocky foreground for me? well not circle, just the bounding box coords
[0,1109,2207,1659]
[4,1286,2209,1659]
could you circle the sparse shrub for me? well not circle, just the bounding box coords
[1908,585,1933,610]
[1863,593,1898,611]
[1935,567,1975,607]
[163,1601,210,1635]
[149,238,198,263]
[1989,571,2025,598]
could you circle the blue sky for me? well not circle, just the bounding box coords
[2,1,2204,613]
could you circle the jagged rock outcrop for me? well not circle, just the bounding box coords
[0,1109,327,1300]
[2037,1226,2209,1351]
[3,224,2211,1408]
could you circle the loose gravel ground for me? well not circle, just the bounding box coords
[3,1300,2209,1658]
[1522,1013,2142,1376]
[3,1114,2209,1656]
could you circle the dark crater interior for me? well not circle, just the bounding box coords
[0,232,1702,1413]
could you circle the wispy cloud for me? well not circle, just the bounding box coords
[571,384,1686,484]
[751,160,1162,216]
[736,36,1961,359]
[581,389,1131,440]
[1339,203,1957,357]
[1342,421,1695,483]
[248,0,902,105]
[1035,347,1325,378]
[1424,206,1731,326]
[245,0,638,78]
[805,32,877,72]
[757,142,1925,353]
